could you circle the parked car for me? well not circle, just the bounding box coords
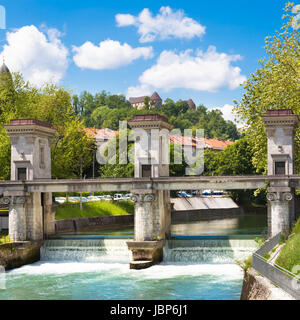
[177,191,192,198]
[123,194,132,200]
[87,196,100,202]
[202,189,213,196]
[104,195,112,201]
[96,196,105,200]
[55,197,66,204]
[68,197,79,203]
[213,190,224,196]
[114,194,123,201]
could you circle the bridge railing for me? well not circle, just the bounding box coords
[252,233,300,300]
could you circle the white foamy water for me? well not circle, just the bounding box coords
[9,261,243,281]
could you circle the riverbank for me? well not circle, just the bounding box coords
[241,267,295,300]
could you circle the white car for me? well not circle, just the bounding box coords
[55,197,66,204]
[122,194,132,200]
[104,195,112,201]
[87,196,100,202]
[114,194,123,201]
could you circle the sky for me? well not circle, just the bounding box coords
[0,0,294,123]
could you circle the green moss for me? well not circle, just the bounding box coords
[56,200,134,220]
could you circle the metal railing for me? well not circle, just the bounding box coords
[252,233,300,300]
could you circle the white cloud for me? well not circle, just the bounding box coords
[127,84,152,98]
[116,6,206,43]
[0,25,69,86]
[127,46,246,96]
[214,104,245,128]
[214,104,236,122]
[72,39,153,70]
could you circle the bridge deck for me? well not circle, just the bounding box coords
[1,175,300,194]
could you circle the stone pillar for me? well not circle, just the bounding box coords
[43,193,56,238]
[127,114,173,269]
[127,192,165,269]
[266,191,293,237]
[262,110,299,237]
[0,196,28,241]
[131,193,155,241]
[4,119,56,241]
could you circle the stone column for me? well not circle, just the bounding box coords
[43,193,56,238]
[127,192,165,269]
[266,191,293,237]
[131,193,155,241]
[0,196,28,241]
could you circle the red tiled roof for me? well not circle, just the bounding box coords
[204,138,234,150]
[170,135,234,150]
[85,128,234,151]
[84,128,118,140]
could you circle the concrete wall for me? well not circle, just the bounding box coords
[171,197,239,211]
[55,214,134,233]
[0,241,43,270]
[171,205,266,223]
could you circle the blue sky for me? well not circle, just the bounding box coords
[0,0,292,121]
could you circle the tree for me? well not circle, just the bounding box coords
[234,3,300,174]
[51,119,95,178]
[0,72,94,180]
[203,138,265,204]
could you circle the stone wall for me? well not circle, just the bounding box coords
[241,268,295,300]
[0,241,43,270]
[171,206,266,223]
[55,214,134,233]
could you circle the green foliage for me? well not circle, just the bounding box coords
[234,3,300,174]
[75,91,240,141]
[56,200,134,220]
[264,253,271,260]
[0,72,95,180]
[236,255,252,271]
[0,232,9,244]
[203,138,265,205]
[276,218,300,273]
[255,236,266,248]
[51,119,95,178]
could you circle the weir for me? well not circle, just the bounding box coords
[40,238,258,264]
[0,109,299,270]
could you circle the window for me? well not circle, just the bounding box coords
[275,162,286,175]
[142,165,151,178]
[17,168,27,181]
[40,146,45,166]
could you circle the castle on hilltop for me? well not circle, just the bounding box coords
[129,91,196,110]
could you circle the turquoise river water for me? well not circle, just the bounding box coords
[0,214,266,300]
